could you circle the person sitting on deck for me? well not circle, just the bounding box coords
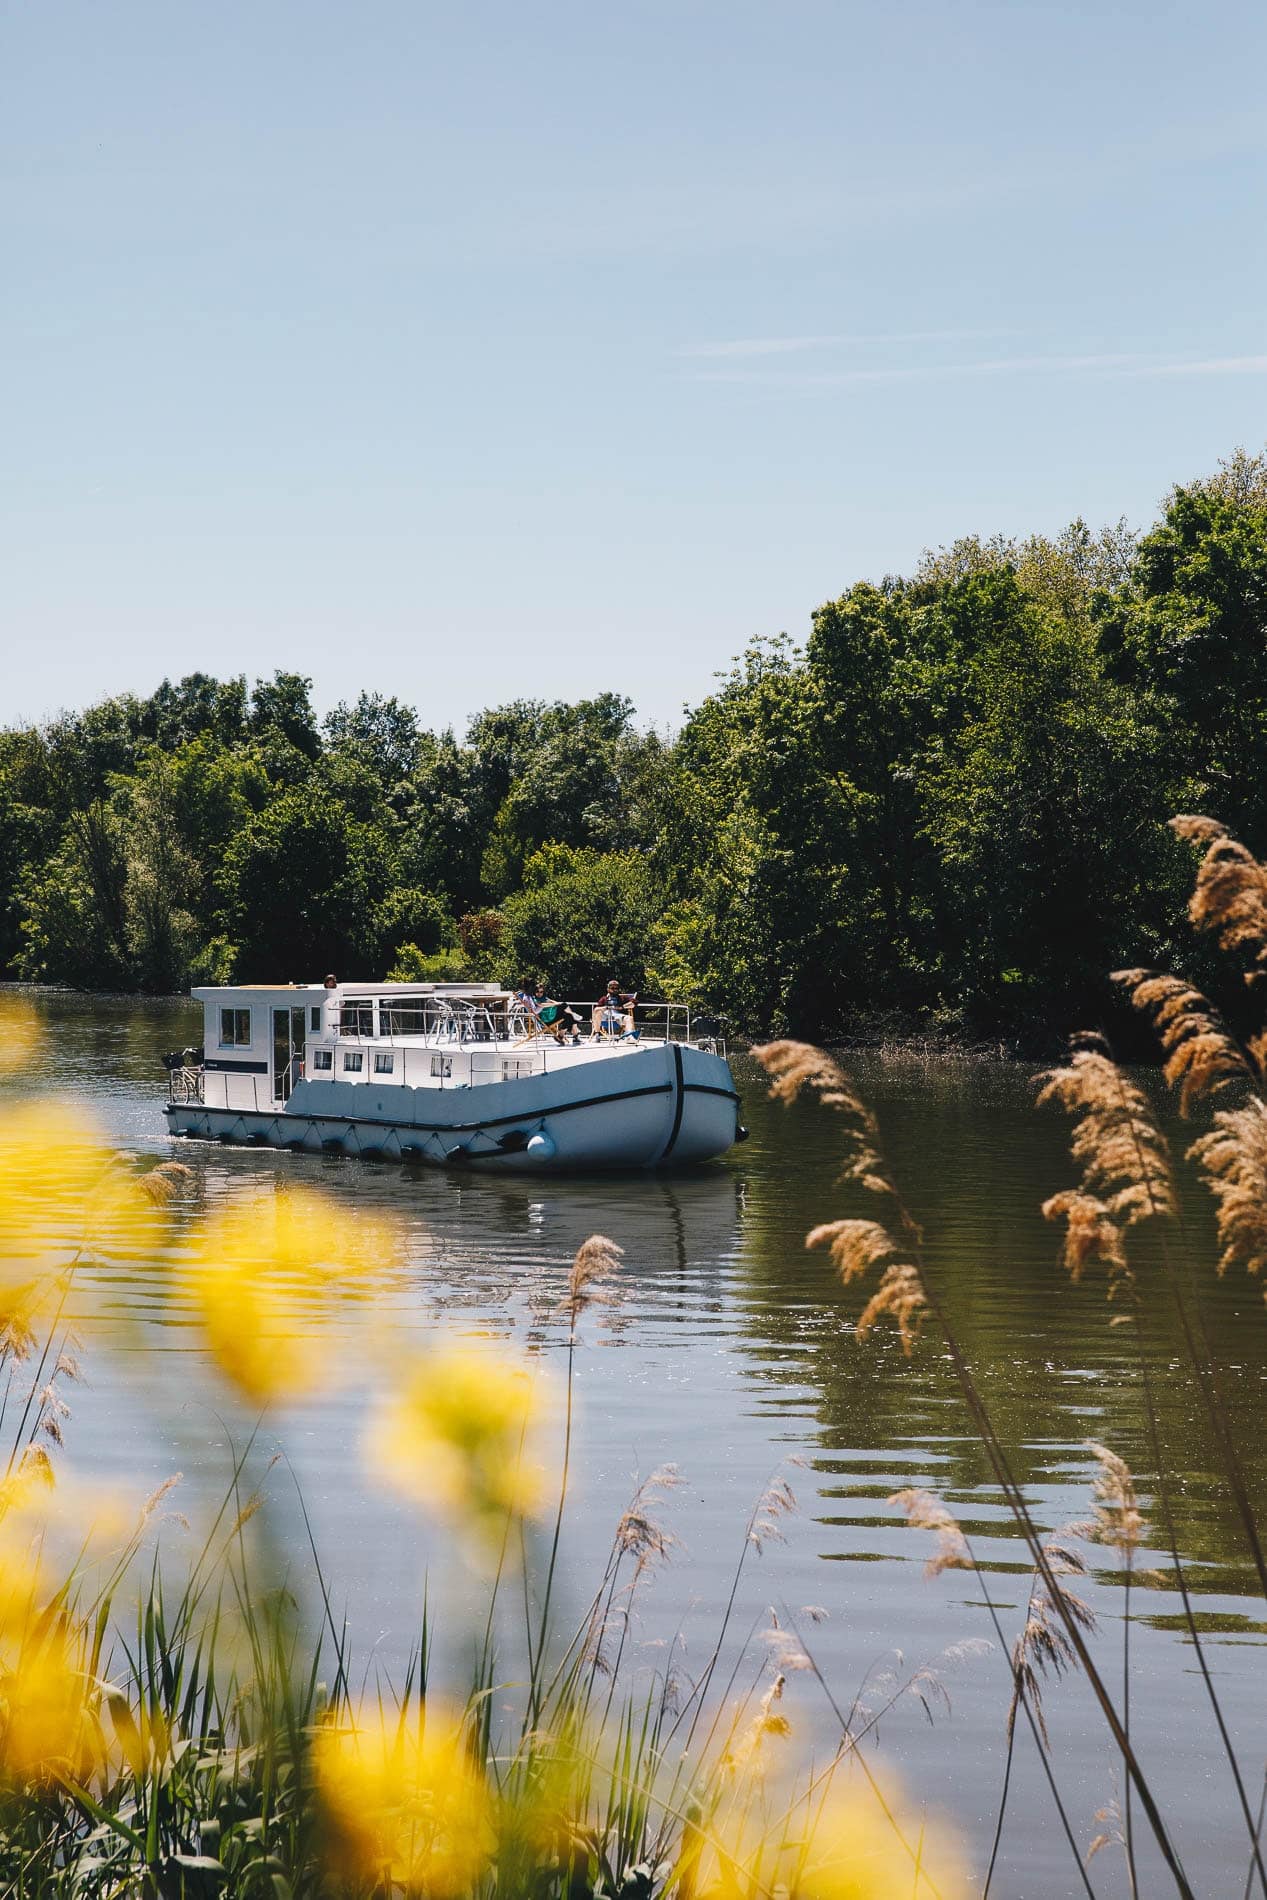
[593,980,638,1040]
[532,981,581,1045]
[510,984,541,1038]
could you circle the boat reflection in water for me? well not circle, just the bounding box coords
[171,1136,745,1331]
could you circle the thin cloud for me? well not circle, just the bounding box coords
[680,328,1008,359]
[691,350,1267,386]
[1147,354,1267,376]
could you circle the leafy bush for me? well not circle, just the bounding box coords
[388,944,472,983]
[499,847,660,998]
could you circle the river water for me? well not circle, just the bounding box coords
[8,989,1267,1897]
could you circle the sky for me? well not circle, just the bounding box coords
[4,0,1267,737]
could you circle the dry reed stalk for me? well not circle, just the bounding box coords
[760,1039,1193,1896]
[889,1488,972,1577]
[1008,1538,1094,1752]
[748,1471,800,1553]
[1188,1100,1267,1291]
[614,1465,684,1577]
[1171,815,1267,984]
[722,1670,791,1775]
[1082,1443,1145,1559]
[139,1472,183,1525]
[753,1041,916,1234]
[800,1217,928,1353]
[1037,1049,1176,1308]
[0,1306,37,1366]
[1112,968,1254,1114]
[1079,1444,1147,1899]
[139,1160,193,1204]
[533,1234,630,1729]
[1040,1028,1267,1894]
[759,1611,812,1674]
[558,1234,625,1330]
[874,1486,1094,1900]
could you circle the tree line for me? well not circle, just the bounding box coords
[4,449,1267,1041]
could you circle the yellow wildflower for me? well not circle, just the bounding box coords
[192,1184,402,1290]
[0,1103,169,1334]
[0,995,40,1076]
[367,1344,548,1533]
[791,1790,965,1898]
[313,1702,493,1894]
[0,1635,98,1788]
[184,1185,401,1406]
[692,1783,965,1900]
[185,1255,324,1407]
[0,1543,40,1646]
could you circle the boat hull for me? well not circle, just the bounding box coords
[164,1042,740,1172]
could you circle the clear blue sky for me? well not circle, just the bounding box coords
[4,1,1266,736]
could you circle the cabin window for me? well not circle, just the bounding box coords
[383,1003,427,1036]
[219,1007,251,1048]
[340,1002,374,1038]
[430,1054,452,1079]
[310,1006,322,1032]
[501,1057,534,1080]
[313,1049,333,1072]
[374,1052,394,1074]
[343,1052,364,1073]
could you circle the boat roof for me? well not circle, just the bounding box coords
[191,981,509,1000]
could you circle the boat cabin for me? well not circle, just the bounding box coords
[185,980,515,1112]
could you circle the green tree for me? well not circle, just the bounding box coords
[16,801,131,987]
[918,570,1177,1025]
[1097,464,1267,840]
[141,673,250,750]
[324,692,422,788]
[249,672,322,761]
[374,887,456,965]
[499,846,659,998]
[116,752,203,991]
[221,787,391,977]
[396,734,485,910]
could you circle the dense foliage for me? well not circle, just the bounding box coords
[5,451,1267,1037]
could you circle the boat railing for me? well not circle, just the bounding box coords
[366,998,726,1054]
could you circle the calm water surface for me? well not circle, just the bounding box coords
[13,991,1267,1897]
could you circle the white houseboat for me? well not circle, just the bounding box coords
[164,982,743,1172]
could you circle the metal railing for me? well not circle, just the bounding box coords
[168,1001,728,1110]
[339,998,726,1053]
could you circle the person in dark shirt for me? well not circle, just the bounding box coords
[594,979,637,1038]
[532,982,582,1044]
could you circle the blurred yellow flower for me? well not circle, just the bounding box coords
[366,1343,548,1532]
[193,1184,403,1289]
[184,1185,402,1406]
[694,1785,965,1900]
[186,1255,324,1407]
[0,1103,171,1333]
[793,1790,965,1899]
[0,1544,40,1645]
[0,995,40,1077]
[313,1702,493,1894]
[0,1635,98,1788]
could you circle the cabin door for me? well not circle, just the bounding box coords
[272,1006,306,1102]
